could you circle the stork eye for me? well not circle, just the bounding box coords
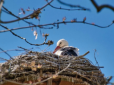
[59,42,62,45]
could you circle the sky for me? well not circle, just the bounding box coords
[0,0,114,84]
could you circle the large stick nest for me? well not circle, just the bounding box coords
[0,51,107,85]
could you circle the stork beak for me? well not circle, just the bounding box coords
[53,46,60,53]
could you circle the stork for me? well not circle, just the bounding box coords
[53,39,79,56]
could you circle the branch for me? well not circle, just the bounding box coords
[0,24,53,46]
[0,0,4,18]
[0,48,13,60]
[57,0,90,11]
[0,25,53,33]
[0,0,53,24]
[70,51,90,61]
[91,0,114,12]
[38,20,114,28]
[0,20,113,33]
[0,56,8,61]
[2,6,39,27]
[17,46,32,51]
[0,49,24,53]
[94,49,99,67]
[49,4,89,11]
[0,47,35,53]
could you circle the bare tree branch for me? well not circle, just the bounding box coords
[0,56,8,61]
[0,25,53,33]
[0,0,53,24]
[49,4,89,11]
[2,6,37,26]
[57,0,90,11]
[91,0,114,12]
[0,24,53,46]
[0,20,113,33]
[0,48,13,60]
[94,49,99,67]
[0,49,24,53]
[17,46,32,51]
[0,0,4,18]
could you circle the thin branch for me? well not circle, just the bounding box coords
[0,0,4,18]
[0,0,53,24]
[49,4,89,11]
[0,56,8,61]
[35,20,114,28]
[0,25,53,33]
[0,24,50,46]
[91,0,114,12]
[1,9,9,14]
[0,20,113,33]
[94,49,99,67]
[2,6,39,28]
[0,49,24,53]
[57,0,90,11]
[17,46,32,51]
[0,48,13,60]
[106,76,113,84]
[68,51,90,62]
[0,47,35,53]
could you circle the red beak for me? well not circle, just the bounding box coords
[53,46,60,53]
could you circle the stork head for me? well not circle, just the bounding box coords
[53,39,68,53]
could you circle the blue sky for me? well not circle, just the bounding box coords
[0,0,114,83]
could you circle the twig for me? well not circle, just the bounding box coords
[0,49,24,53]
[0,24,50,46]
[18,46,32,51]
[0,56,8,61]
[94,49,99,67]
[0,48,13,60]
[0,20,113,33]
[0,0,53,24]
[0,25,53,33]
[91,0,114,12]
[49,4,89,11]
[42,45,49,52]
[57,0,90,11]
[2,6,40,28]
[0,0,4,18]
[72,51,90,61]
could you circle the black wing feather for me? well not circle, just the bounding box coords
[61,47,77,56]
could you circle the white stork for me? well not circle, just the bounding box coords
[53,39,79,56]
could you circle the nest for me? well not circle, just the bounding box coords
[0,51,107,85]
